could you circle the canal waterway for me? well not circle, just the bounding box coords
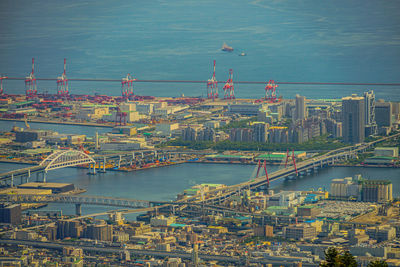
[0,120,109,137]
[1,162,399,218]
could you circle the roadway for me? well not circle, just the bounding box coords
[0,239,316,266]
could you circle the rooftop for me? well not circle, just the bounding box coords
[363,180,392,185]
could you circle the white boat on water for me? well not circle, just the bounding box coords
[221,42,234,52]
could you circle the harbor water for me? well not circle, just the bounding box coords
[1,162,399,217]
[1,0,400,100]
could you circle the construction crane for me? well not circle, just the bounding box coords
[206,60,218,100]
[121,73,135,100]
[223,69,235,100]
[57,58,69,97]
[0,75,7,95]
[25,58,37,98]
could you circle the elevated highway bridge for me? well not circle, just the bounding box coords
[0,193,236,216]
[199,132,400,205]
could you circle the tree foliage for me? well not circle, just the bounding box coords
[320,247,357,267]
[166,137,346,152]
[217,117,257,131]
[368,260,388,267]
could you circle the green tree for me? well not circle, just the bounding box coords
[338,251,357,267]
[368,260,388,267]
[320,248,357,267]
[320,247,339,267]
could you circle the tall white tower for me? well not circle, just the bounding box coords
[364,90,377,136]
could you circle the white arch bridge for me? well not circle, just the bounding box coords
[0,149,96,186]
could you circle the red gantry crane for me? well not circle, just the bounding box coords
[25,58,37,98]
[264,80,278,102]
[223,68,235,100]
[57,58,69,97]
[121,73,135,100]
[207,60,218,100]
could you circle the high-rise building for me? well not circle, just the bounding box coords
[86,223,113,241]
[294,94,307,121]
[364,90,377,136]
[325,118,342,138]
[375,100,392,129]
[342,95,365,144]
[191,243,199,267]
[57,220,83,239]
[0,204,21,225]
[197,127,216,141]
[229,128,254,142]
[45,226,57,241]
[182,126,198,141]
[252,122,268,142]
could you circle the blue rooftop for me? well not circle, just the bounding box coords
[169,223,187,228]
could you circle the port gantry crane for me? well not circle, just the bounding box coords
[25,58,37,98]
[264,80,278,102]
[207,60,218,100]
[0,74,7,95]
[223,68,235,100]
[121,73,135,100]
[57,58,69,97]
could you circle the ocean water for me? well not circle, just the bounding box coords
[0,0,400,100]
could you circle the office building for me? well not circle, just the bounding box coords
[119,102,140,122]
[297,205,321,217]
[253,225,274,237]
[342,95,365,143]
[57,220,83,239]
[15,129,53,143]
[324,118,342,138]
[366,225,396,242]
[45,226,57,241]
[284,224,317,240]
[375,100,392,128]
[197,127,216,141]
[229,128,254,142]
[85,223,113,241]
[227,103,266,116]
[0,204,21,225]
[294,94,307,121]
[364,90,378,136]
[182,126,200,141]
[252,122,268,142]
